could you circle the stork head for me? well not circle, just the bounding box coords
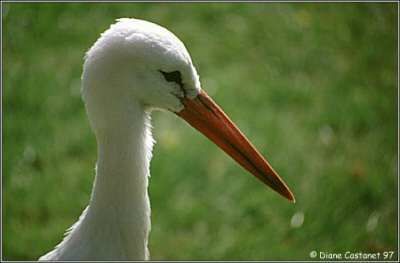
[81,18,295,202]
[82,18,199,116]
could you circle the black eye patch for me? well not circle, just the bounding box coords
[159,70,186,97]
[159,70,183,86]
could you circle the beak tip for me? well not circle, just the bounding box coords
[288,195,296,203]
[282,189,296,203]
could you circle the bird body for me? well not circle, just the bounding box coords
[40,18,294,261]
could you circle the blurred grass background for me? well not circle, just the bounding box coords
[2,2,398,261]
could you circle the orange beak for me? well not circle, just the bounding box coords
[176,90,295,202]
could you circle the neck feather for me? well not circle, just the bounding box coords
[45,103,154,261]
[88,107,153,259]
[91,107,153,215]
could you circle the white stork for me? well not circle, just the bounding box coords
[39,18,294,261]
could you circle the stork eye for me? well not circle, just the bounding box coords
[159,70,186,97]
[159,70,184,88]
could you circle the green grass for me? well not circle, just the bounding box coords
[2,2,398,261]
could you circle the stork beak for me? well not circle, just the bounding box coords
[176,90,295,202]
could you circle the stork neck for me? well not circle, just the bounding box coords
[83,104,153,259]
[91,108,152,209]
